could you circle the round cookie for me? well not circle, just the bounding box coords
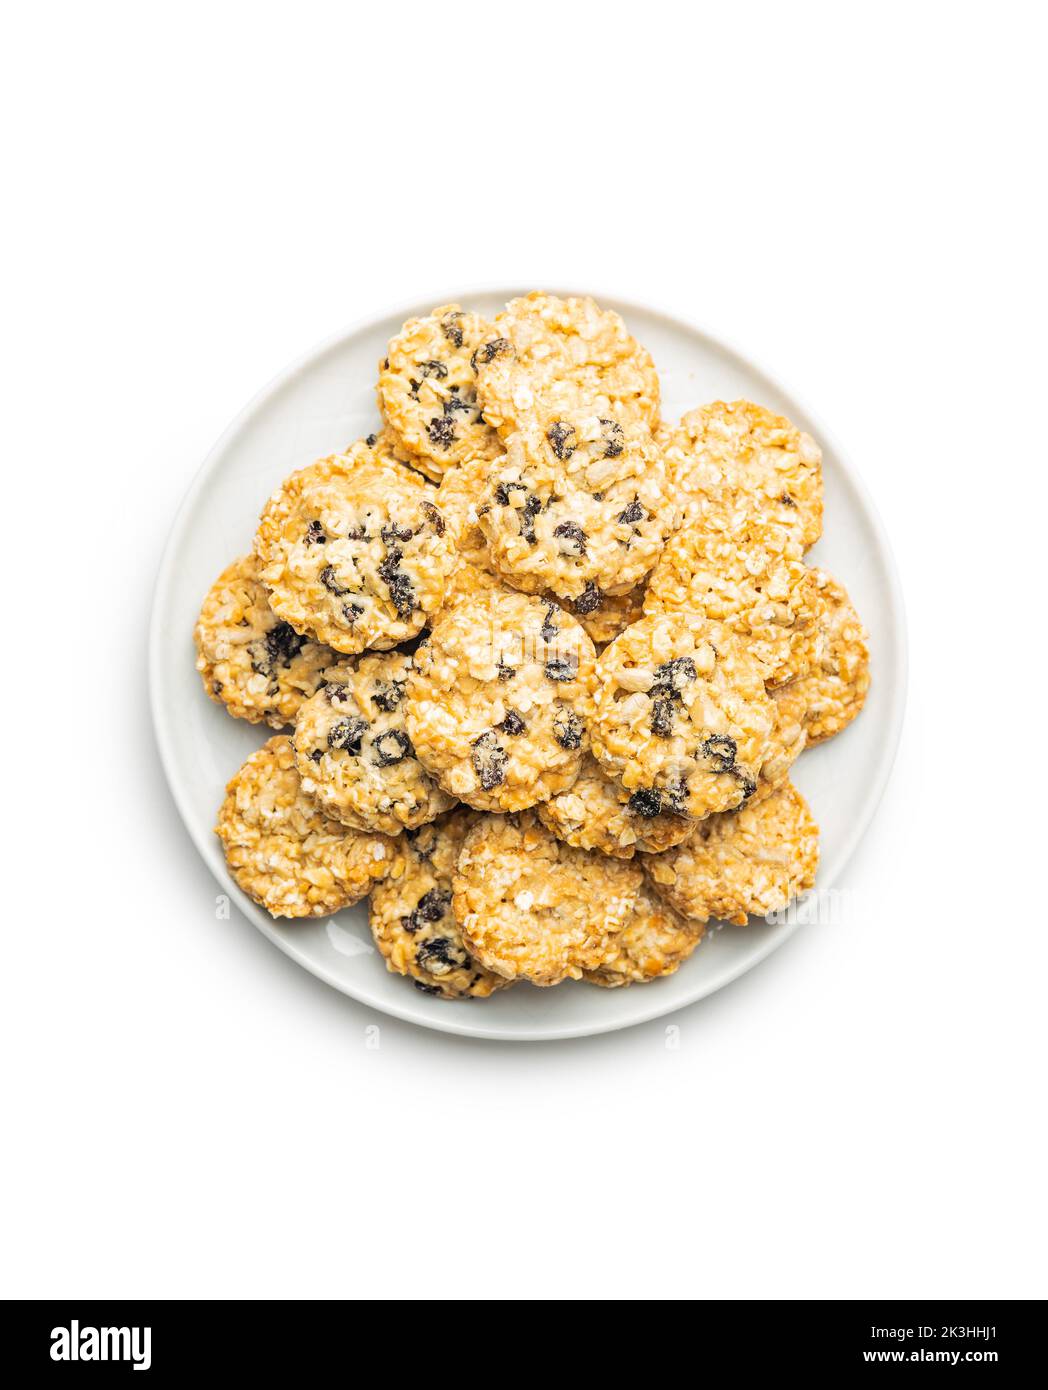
[377,304,503,480]
[644,514,815,688]
[406,586,597,812]
[584,885,704,987]
[452,811,643,985]
[369,811,508,999]
[194,553,337,728]
[591,611,774,820]
[790,568,870,742]
[291,651,454,835]
[215,736,395,918]
[473,291,660,438]
[665,400,823,550]
[255,441,457,655]
[537,754,694,859]
[477,408,675,602]
[645,781,819,925]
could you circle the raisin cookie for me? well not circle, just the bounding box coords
[452,811,643,985]
[377,305,502,480]
[215,736,395,918]
[665,400,823,550]
[406,587,597,812]
[255,441,456,655]
[537,754,694,859]
[645,781,819,925]
[194,553,337,728]
[478,409,675,602]
[591,611,774,820]
[292,652,454,835]
[644,514,815,687]
[583,884,704,987]
[473,291,660,438]
[789,568,870,743]
[369,811,508,999]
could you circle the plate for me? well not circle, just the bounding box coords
[149,289,907,1041]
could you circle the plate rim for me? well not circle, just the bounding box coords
[148,286,908,1042]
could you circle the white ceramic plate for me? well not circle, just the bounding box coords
[149,289,906,1042]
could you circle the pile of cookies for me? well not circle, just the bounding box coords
[196,293,870,999]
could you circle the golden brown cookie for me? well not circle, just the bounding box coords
[452,812,643,985]
[405,586,597,812]
[215,736,395,918]
[665,400,823,550]
[194,553,337,728]
[789,568,870,742]
[255,442,457,654]
[591,611,773,820]
[645,781,819,925]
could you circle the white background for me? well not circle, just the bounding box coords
[2,1,1045,1300]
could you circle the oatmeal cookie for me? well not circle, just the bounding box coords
[591,611,773,820]
[452,811,643,985]
[584,884,704,987]
[473,291,660,438]
[477,409,675,602]
[369,811,508,999]
[194,553,337,728]
[405,587,597,812]
[665,400,823,550]
[789,568,870,742]
[645,781,819,925]
[292,651,454,835]
[644,514,815,687]
[537,754,694,859]
[215,736,394,918]
[377,304,503,480]
[255,441,456,654]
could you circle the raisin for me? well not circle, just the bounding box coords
[440,312,464,348]
[421,499,446,535]
[653,657,696,693]
[471,730,507,790]
[540,602,560,643]
[305,519,327,545]
[328,716,367,754]
[665,777,689,813]
[373,729,412,766]
[342,603,364,624]
[495,659,516,682]
[378,550,416,619]
[617,497,645,525]
[265,621,305,666]
[365,433,378,447]
[381,522,414,543]
[416,935,468,975]
[780,492,796,508]
[733,768,757,800]
[371,679,404,713]
[308,749,323,763]
[552,520,587,556]
[552,709,583,750]
[702,733,737,772]
[546,421,576,461]
[416,359,448,381]
[650,696,676,737]
[404,887,451,932]
[627,787,663,818]
[470,336,512,371]
[326,683,349,704]
[413,980,443,995]
[498,709,526,736]
[571,581,603,615]
[494,479,526,506]
[426,414,457,449]
[320,565,353,596]
[545,653,578,682]
[599,418,625,458]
